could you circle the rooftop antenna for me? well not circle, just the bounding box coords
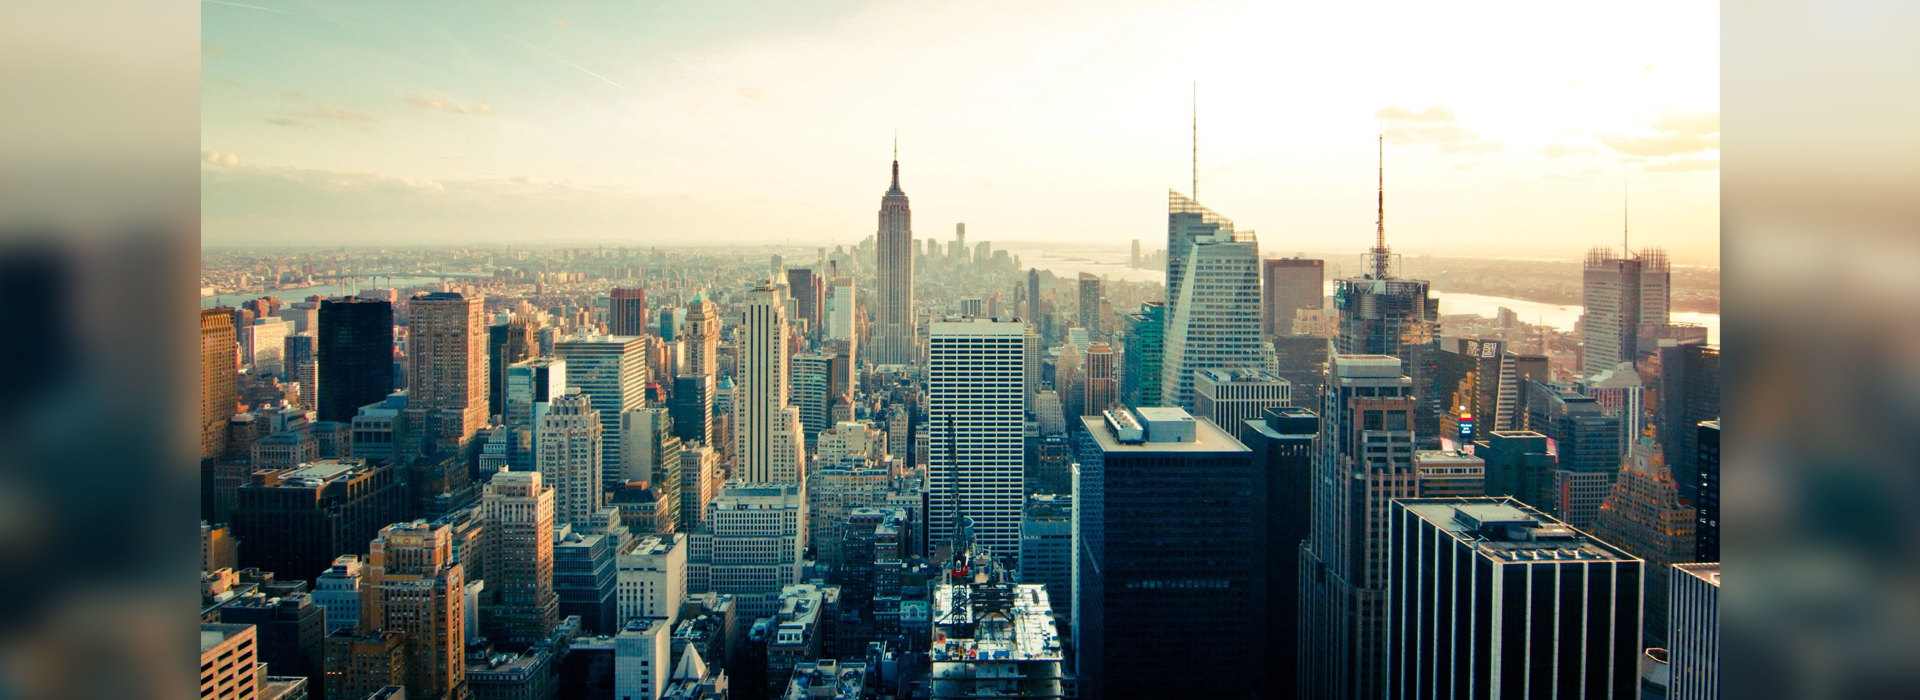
[1192,82,1199,201]
[1623,177,1631,259]
[1370,134,1392,280]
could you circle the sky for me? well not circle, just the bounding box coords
[201,0,1720,265]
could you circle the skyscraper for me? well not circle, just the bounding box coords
[1159,212,1271,410]
[785,268,825,340]
[554,334,647,486]
[1658,343,1719,504]
[1079,342,1116,417]
[1332,139,1441,446]
[486,316,535,419]
[693,482,807,620]
[362,520,468,700]
[1164,189,1234,328]
[233,458,407,583]
[479,470,559,646]
[928,320,1028,563]
[1118,301,1164,408]
[1192,368,1291,446]
[1027,268,1042,323]
[537,390,603,527]
[1695,420,1719,562]
[1077,273,1102,336]
[1668,562,1720,700]
[406,292,489,458]
[825,276,858,347]
[1480,429,1558,513]
[1594,436,1696,644]
[1299,354,1418,700]
[1580,246,1671,377]
[682,291,720,381]
[1241,406,1318,698]
[1525,381,1623,529]
[203,308,239,458]
[620,407,683,531]
[874,146,915,366]
[670,374,714,448]
[1262,257,1324,338]
[1074,406,1260,699]
[1386,497,1645,699]
[735,284,808,484]
[608,287,648,337]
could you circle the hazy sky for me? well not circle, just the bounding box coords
[202,0,1720,264]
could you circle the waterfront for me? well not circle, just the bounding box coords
[201,275,457,308]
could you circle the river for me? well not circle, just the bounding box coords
[201,276,458,308]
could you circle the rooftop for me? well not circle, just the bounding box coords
[931,584,1062,663]
[1400,497,1639,564]
[1081,410,1248,454]
[1675,562,1721,587]
[200,624,251,653]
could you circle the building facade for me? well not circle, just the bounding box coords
[927,320,1028,564]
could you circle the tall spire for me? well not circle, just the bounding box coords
[888,131,903,195]
[1191,82,1199,202]
[1371,134,1392,279]
[1623,176,1631,259]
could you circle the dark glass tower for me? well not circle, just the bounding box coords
[316,298,393,423]
[1695,420,1720,562]
[1118,301,1164,408]
[1242,406,1318,698]
[1074,407,1259,700]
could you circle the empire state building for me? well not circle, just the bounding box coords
[874,145,915,365]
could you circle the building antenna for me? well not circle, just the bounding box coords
[1371,134,1392,280]
[1623,176,1631,259]
[1191,81,1199,201]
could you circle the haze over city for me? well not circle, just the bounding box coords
[202,0,1720,265]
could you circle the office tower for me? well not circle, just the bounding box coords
[1077,273,1102,336]
[554,527,619,634]
[826,276,858,345]
[609,287,649,337]
[1481,430,1558,512]
[874,148,916,366]
[785,268,825,339]
[204,308,240,459]
[1594,436,1695,643]
[1299,354,1418,700]
[247,317,292,377]
[555,334,647,485]
[314,555,363,635]
[1165,190,1234,326]
[1272,335,1331,414]
[1386,498,1645,699]
[1016,493,1073,629]
[791,351,851,446]
[350,393,412,465]
[617,533,688,626]
[1074,406,1258,699]
[1526,381,1623,529]
[1695,420,1720,562]
[1079,342,1116,417]
[1159,214,1272,410]
[670,374,714,448]
[233,459,406,583]
[1414,448,1487,498]
[1193,369,1291,445]
[682,292,719,381]
[1668,563,1720,700]
[201,623,261,700]
[1585,361,1646,456]
[286,332,318,408]
[695,482,806,620]
[362,521,467,700]
[1118,302,1164,408]
[930,581,1065,699]
[323,629,406,700]
[504,357,567,431]
[735,284,808,484]
[678,445,718,530]
[1263,257,1325,338]
[1027,268,1042,321]
[1581,246,1672,377]
[487,317,535,419]
[612,618,674,700]
[928,320,1028,563]
[1131,239,1142,266]
[958,297,985,318]
[622,407,684,532]
[1436,338,1530,443]
[479,470,559,646]
[1332,142,1441,447]
[538,391,603,527]
[218,593,326,700]
[1658,343,1719,504]
[406,292,489,458]
[1240,406,1318,697]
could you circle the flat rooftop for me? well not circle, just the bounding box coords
[932,584,1062,663]
[1400,497,1638,563]
[1079,414,1249,453]
[1675,562,1721,587]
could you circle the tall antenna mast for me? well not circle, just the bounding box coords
[1371,134,1392,280]
[1191,82,1198,201]
[1623,177,1631,259]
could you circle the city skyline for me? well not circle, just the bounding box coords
[201,0,1720,264]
